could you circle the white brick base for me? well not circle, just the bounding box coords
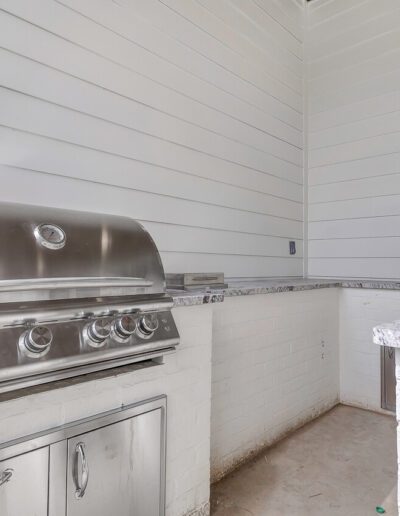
[211,289,340,481]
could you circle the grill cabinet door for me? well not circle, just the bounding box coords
[0,447,49,516]
[66,408,163,516]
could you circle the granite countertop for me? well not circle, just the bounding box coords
[169,277,400,307]
[373,320,400,348]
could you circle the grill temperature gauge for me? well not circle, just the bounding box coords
[34,223,66,250]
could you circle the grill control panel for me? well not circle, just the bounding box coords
[16,311,173,357]
[1,309,179,392]
[81,312,162,348]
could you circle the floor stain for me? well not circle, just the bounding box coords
[211,405,397,516]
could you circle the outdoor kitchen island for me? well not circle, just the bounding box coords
[374,320,400,514]
[1,277,400,516]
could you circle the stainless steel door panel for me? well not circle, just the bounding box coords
[67,408,162,516]
[381,346,396,412]
[0,447,49,516]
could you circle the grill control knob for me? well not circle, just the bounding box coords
[113,315,136,339]
[138,314,159,337]
[87,318,111,344]
[25,326,53,354]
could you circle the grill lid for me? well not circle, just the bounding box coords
[0,203,165,300]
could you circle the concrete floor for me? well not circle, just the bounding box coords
[211,405,397,516]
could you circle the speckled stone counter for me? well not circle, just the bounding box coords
[169,290,225,307]
[169,277,400,307]
[373,320,400,348]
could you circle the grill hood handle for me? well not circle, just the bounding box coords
[0,277,153,292]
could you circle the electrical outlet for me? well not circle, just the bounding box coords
[289,241,296,255]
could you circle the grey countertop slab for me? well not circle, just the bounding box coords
[169,277,400,307]
[373,320,400,348]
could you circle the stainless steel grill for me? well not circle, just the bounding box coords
[0,202,179,393]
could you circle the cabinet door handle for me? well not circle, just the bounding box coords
[0,468,13,487]
[74,442,89,499]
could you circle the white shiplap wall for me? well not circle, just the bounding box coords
[307,0,400,279]
[0,0,304,278]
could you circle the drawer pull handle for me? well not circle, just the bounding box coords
[74,442,89,499]
[0,468,13,487]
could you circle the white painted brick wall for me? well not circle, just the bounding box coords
[211,289,340,481]
[339,288,400,412]
[0,305,212,516]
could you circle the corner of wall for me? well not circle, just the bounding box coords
[302,0,309,278]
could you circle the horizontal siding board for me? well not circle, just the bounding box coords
[254,0,303,40]
[307,0,367,26]
[309,132,400,169]
[309,173,400,203]
[309,238,400,259]
[0,166,303,239]
[226,0,303,58]
[0,2,303,137]
[307,0,400,42]
[308,8,400,62]
[307,0,400,286]
[0,128,303,221]
[309,69,400,114]
[59,0,303,109]
[308,30,400,80]
[0,89,303,200]
[129,0,303,90]
[276,0,304,22]
[308,153,400,185]
[309,217,400,240]
[308,258,400,279]
[0,0,303,277]
[168,0,304,93]
[162,253,302,277]
[309,110,400,148]
[166,0,303,75]
[272,0,304,25]
[0,167,303,277]
[309,195,400,221]
[0,51,303,181]
[0,12,303,152]
[309,49,400,94]
[147,222,303,257]
[309,92,398,132]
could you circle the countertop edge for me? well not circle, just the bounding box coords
[170,278,400,307]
